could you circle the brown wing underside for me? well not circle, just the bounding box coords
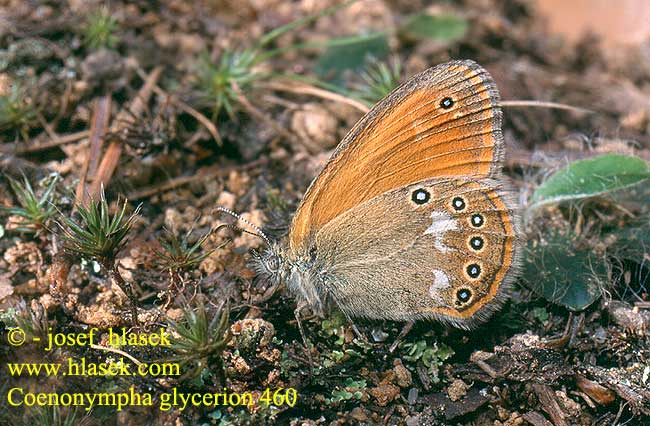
[313,178,522,328]
[289,60,504,253]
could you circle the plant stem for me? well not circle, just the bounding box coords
[103,260,139,326]
[163,268,183,311]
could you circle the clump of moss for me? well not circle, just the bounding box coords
[0,82,38,138]
[1,174,58,233]
[11,300,49,343]
[349,57,402,105]
[154,226,219,308]
[22,405,92,426]
[58,193,141,324]
[193,1,352,119]
[82,6,119,50]
[167,297,230,382]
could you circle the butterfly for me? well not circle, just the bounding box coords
[250,60,523,331]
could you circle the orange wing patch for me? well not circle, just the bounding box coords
[289,61,504,254]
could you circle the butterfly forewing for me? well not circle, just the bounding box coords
[289,60,504,253]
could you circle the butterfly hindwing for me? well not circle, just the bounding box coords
[312,177,521,328]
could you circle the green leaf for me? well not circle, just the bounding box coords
[399,13,468,42]
[330,389,354,402]
[531,154,650,208]
[314,32,390,81]
[524,231,606,311]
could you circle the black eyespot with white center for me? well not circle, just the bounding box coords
[469,236,484,251]
[471,213,484,228]
[456,288,472,304]
[411,188,430,205]
[440,97,454,109]
[452,196,466,211]
[466,263,481,279]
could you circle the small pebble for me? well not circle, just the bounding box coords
[407,387,418,405]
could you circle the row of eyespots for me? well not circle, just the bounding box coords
[454,194,484,287]
[459,194,483,283]
[456,191,484,304]
[412,188,484,301]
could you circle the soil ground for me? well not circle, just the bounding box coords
[0,1,649,425]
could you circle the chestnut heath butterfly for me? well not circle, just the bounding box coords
[249,60,523,330]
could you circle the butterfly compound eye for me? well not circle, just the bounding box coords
[265,256,279,272]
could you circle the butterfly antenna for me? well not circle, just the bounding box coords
[215,206,272,247]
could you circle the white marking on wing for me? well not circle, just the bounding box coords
[429,269,450,301]
[424,211,458,252]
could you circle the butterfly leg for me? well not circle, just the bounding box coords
[294,303,315,376]
[329,294,369,343]
[350,321,367,343]
[389,321,414,353]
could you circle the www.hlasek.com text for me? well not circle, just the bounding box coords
[7,356,180,377]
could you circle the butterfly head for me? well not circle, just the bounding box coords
[251,241,330,317]
[251,243,289,285]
